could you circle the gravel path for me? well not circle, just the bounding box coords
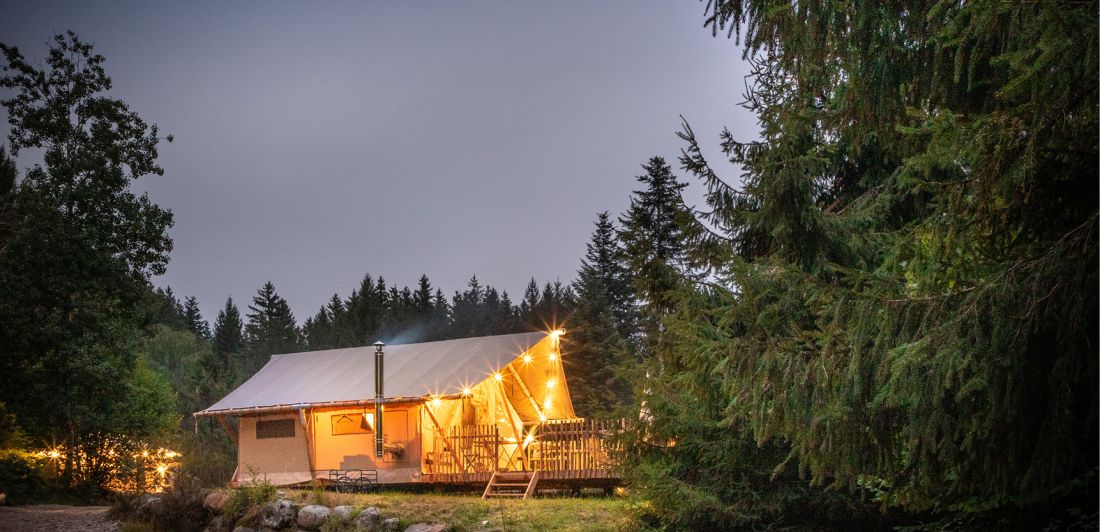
[0,505,121,532]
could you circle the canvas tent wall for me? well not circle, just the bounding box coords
[196,331,575,486]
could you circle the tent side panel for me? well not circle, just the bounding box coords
[236,415,312,486]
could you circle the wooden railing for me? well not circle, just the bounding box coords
[424,418,624,483]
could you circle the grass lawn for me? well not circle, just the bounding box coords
[283,489,634,531]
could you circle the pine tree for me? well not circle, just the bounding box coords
[244,282,299,374]
[568,212,634,417]
[618,156,690,360]
[182,296,211,339]
[626,1,1100,527]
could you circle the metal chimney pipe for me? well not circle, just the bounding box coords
[373,341,385,458]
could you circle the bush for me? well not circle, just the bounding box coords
[223,475,276,527]
[0,449,51,504]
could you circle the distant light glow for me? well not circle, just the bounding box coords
[164,451,179,459]
[538,413,547,422]
[550,329,565,338]
[524,434,535,445]
[544,398,552,410]
[47,449,60,460]
[156,464,168,476]
[548,352,558,362]
[546,378,557,389]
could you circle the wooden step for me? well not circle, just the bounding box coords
[482,470,540,500]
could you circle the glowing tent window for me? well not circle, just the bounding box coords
[332,413,374,435]
[256,419,295,439]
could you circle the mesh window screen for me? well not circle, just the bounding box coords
[256,418,295,439]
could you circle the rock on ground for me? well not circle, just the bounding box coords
[332,505,356,520]
[204,489,230,514]
[296,504,332,530]
[354,506,382,530]
[381,517,400,530]
[259,498,296,529]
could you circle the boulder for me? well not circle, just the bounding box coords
[381,517,401,530]
[259,499,297,529]
[403,524,449,532]
[332,505,356,521]
[204,490,231,514]
[354,506,381,530]
[296,504,332,530]
[136,494,163,520]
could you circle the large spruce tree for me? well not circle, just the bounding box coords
[628,1,1099,528]
[243,282,300,374]
[618,156,691,362]
[567,212,635,417]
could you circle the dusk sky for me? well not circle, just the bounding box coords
[1,1,754,323]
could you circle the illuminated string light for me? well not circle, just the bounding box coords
[521,353,532,364]
[548,352,558,362]
[492,372,503,382]
[156,464,168,476]
[462,387,472,396]
[544,398,552,410]
[538,413,548,422]
[431,396,442,408]
[524,434,535,445]
[546,378,557,389]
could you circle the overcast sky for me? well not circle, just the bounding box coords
[1,1,755,324]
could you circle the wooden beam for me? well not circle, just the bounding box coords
[423,404,467,474]
[215,415,237,443]
[506,364,544,422]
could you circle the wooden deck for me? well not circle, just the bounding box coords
[422,418,624,485]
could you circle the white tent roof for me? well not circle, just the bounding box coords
[198,332,547,415]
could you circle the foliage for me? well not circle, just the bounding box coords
[0,449,54,505]
[627,0,1098,526]
[567,212,635,417]
[0,32,176,481]
[243,281,300,373]
[223,476,277,525]
[617,156,692,362]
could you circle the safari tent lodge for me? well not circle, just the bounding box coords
[194,331,621,495]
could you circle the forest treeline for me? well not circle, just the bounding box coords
[2,0,1098,527]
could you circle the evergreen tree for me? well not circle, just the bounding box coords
[182,296,211,339]
[212,297,243,358]
[627,1,1099,527]
[568,212,634,417]
[151,286,186,329]
[211,296,243,387]
[618,156,690,360]
[244,281,299,374]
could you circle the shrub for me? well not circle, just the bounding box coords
[0,449,51,504]
[223,475,276,527]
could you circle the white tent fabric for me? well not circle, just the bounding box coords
[198,332,547,414]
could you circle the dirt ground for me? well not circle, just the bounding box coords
[0,505,121,532]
